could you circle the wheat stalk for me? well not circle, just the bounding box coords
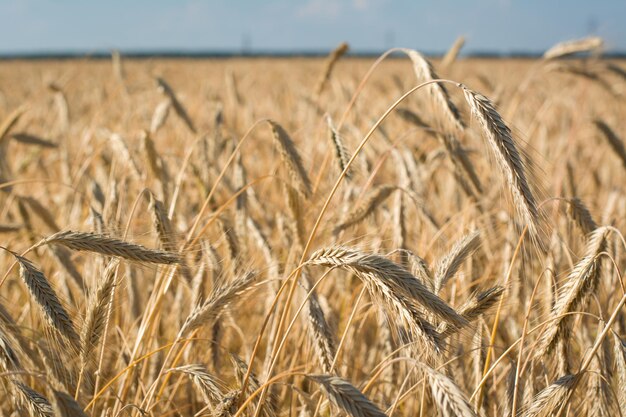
[441,36,466,70]
[307,374,387,417]
[151,99,171,134]
[50,390,89,417]
[301,275,337,374]
[268,120,312,198]
[334,185,396,234]
[420,364,478,417]
[403,48,464,131]
[462,85,540,235]
[520,374,575,417]
[326,114,352,179]
[11,253,79,348]
[10,133,58,148]
[44,230,180,264]
[536,226,610,357]
[156,77,196,134]
[307,247,466,355]
[543,36,604,59]
[566,197,597,235]
[168,364,224,408]
[79,259,119,367]
[12,380,54,417]
[434,230,480,294]
[594,119,626,170]
[315,42,349,96]
[180,271,257,335]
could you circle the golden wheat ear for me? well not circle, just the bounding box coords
[461,85,540,237]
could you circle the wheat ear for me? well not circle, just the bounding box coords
[307,374,387,417]
[11,253,79,348]
[536,226,610,357]
[44,230,180,264]
[462,86,540,236]
[268,120,312,198]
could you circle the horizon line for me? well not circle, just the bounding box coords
[2,48,626,60]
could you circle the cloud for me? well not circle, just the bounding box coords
[297,0,342,19]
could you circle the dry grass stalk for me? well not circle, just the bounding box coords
[472,324,486,413]
[225,70,243,106]
[543,36,604,59]
[315,42,349,96]
[268,120,312,198]
[44,230,181,264]
[545,62,613,92]
[462,86,540,235]
[307,374,387,417]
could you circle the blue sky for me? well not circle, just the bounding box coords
[1,0,625,54]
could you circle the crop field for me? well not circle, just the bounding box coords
[0,39,625,416]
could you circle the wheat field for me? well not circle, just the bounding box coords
[0,39,625,416]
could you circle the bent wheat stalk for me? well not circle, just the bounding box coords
[461,85,540,236]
